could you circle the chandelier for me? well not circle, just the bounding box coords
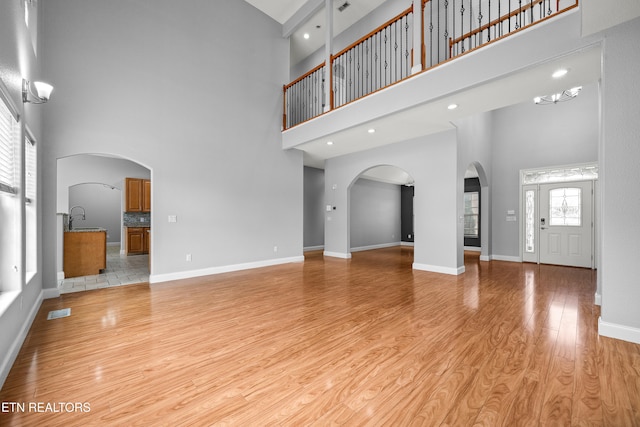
[534,86,582,105]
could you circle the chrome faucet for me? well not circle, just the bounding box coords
[69,205,86,230]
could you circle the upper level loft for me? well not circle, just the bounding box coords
[279,0,602,167]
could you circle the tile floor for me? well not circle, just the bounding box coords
[60,245,149,294]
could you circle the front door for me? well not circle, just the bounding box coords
[538,181,593,268]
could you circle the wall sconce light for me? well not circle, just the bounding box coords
[22,79,54,104]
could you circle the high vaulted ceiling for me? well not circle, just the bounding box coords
[244,0,386,65]
[245,1,640,184]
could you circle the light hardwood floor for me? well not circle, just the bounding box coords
[1,248,639,426]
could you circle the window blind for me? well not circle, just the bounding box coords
[0,98,18,195]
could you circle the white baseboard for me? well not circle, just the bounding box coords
[400,241,415,247]
[594,292,602,306]
[464,246,481,252]
[490,255,522,263]
[149,256,304,284]
[479,255,490,262]
[0,290,43,389]
[324,251,352,259]
[350,242,401,253]
[598,317,640,344]
[304,245,324,252]
[413,263,465,275]
[107,241,121,247]
[43,287,60,299]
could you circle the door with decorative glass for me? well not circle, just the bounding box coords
[537,181,593,268]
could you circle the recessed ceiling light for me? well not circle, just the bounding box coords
[303,33,310,39]
[368,128,375,134]
[327,141,333,145]
[552,68,568,78]
[448,103,458,110]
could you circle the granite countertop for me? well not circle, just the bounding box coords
[66,227,107,233]
[124,224,151,228]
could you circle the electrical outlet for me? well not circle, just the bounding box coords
[186,254,192,262]
[273,246,278,253]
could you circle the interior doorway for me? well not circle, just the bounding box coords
[57,154,152,292]
[348,165,414,256]
[521,163,597,268]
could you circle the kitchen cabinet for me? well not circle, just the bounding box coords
[126,227,150,255]
[125,178,151,212]
[143,179,151,212]
[64,230,107,278]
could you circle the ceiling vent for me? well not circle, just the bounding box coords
[337,2,351,12]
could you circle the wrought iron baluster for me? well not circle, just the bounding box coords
[516,0,522,30]
[429,0,434,66]
[530,0,534,26]
[403,16,407,76]
[437,0,440,63]
[469,0,473,51]
[478,0,483,46]
[384,27,388,87]
[487,0,495,42]
[460,1,466,53]
[444,0,449,60]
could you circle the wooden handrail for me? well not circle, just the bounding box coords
[449,0,546,46]
[283,62,325,91]
[332,5,413,60]
[284,0,578,130]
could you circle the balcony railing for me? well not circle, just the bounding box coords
[284,0,578,130]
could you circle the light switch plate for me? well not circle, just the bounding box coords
[168,215,177,223]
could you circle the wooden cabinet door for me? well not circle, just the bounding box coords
[127,228,145,254]
[143,228,150,253]
[143,180,151,212]
[126,178,143,212]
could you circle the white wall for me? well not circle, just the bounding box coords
[40,0,303,286]
[324,130,460,274]
[490,82,599,259]
[304,166,325,249]
[57,155,150,214]
[455,111,493,262]
[599,17,640,341]
[0,0,46,388]
[69,184,122,242]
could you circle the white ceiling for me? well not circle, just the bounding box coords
[245,0,386,65]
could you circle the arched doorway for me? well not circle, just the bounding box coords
[56,154,152,293]
[464,162,490,261]
[348,165,415,259]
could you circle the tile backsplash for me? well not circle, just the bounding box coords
[124,212,150,226]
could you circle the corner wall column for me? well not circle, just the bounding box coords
[411,1,423,74]
[324,0,334,112]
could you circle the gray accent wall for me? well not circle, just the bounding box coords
[350,178,401,250]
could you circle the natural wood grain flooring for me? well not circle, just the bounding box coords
[1,248,639,426]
